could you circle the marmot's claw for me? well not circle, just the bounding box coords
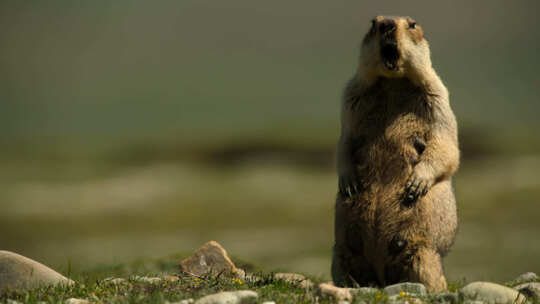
[339,175,360,198]
[403,174,431,205]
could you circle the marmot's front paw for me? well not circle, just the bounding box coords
[403,172,433,205]
[339,171,361,198]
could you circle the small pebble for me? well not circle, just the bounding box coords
[351,287,378,296]
[384,282,427,296]
[162,275,180,282]
[318,282,352,301]
[132,276,162,283]
[195,290,258,304]
[166,299,194,304]
[103,277,127,285]
[64,298,90,304]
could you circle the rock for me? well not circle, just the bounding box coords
[262,302,276,304]
[179,241,238,277]
[274,273,313,288]
[195,290,258,304]
[235,268,246,280]
[436,292,459,303]
[166,299,194,304]
[162,275,180,282]
[64,299,90,304]
[337,301,351,304]
[384,283,427,296]
[244,273,262,283]
[318,282,352,301]
[351,287,378,296]
[132,276,162,283]
[460,282,526,304]
[513,282,540,301]
[6,300,22,304]
[103,277,127,285]
[462,301,484,304]
[514,272,538,282]
[388,294,423,304]
[0,251,74,291]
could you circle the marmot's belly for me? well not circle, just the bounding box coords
[353,140,416,196]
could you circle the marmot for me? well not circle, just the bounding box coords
[332,16,459,292]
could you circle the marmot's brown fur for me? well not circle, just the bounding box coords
[332,16,459,292]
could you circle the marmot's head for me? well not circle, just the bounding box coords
[359,16,432,81]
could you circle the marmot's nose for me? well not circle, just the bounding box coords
[379,20,396,33]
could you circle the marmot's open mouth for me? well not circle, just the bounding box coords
[381,43,399,71]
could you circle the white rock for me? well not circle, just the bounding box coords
[337,301,351,304]
[463,301,484,304]
[460,282,526,304]
[351,287,378,296]
[514,272,538,282]
[103,277,127,285]
[318,282,352,301]
[384,283,427,296]
[0,251,74,291]
[166,299,194,304]
[64,298,90,304]
[195,290,258,304]
[7,300,23,304]
[132,276,162,283]
[261,302,276,304]
[235,268,246,280]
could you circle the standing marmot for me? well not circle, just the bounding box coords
[332,16,459,292]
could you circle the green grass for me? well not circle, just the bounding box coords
[1,253,538,304]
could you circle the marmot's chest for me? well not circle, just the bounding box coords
[352,101,431,179]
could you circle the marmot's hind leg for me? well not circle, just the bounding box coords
[409,247,447,292]
[331,244,353,286]
[332,245,377,287]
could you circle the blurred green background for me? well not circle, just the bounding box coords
[1,1,539,283]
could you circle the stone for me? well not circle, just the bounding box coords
[6,300,22,304]
[195,290,258,304]
[166,299,194,304]
[462,301,484,304]
[513,282,540,301]
[388,294,423,304]
[262,302,276,304]
[103,277,127,285]
[436,292,459,303]
[131,276,162,283]
[514,272,538,282]
[64,299,90,304]
[351,287,379,296]
[179,241,238,277]
[337,301,351,304]
[235,268,246,280]
[274,273,313,288]
[384,283,427,296]
[0,251,74,291]
[459,282,526,304]
[162,275,180,282]
[318,282,352,301]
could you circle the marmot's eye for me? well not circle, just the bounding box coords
[371,19,376,27]
[409,22,417,29]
